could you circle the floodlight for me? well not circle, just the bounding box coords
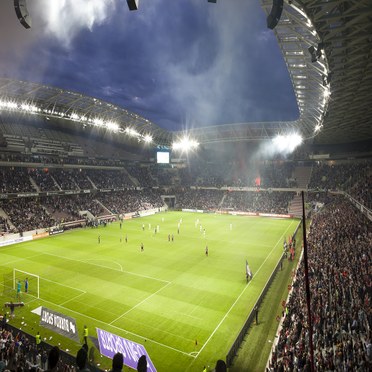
[125,127,139,137]
[0,100,17,109]
[144,134,153,143]
[323,87,330,98]
[172,137,199,152]
[272,133,303,153]
[93,118,104,126]
[21,103,38,112]
[106,121,119,131]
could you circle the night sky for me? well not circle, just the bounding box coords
[0,0,299,132]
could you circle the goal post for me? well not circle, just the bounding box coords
[13,269,40,299]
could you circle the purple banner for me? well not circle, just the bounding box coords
[96,328,156,372]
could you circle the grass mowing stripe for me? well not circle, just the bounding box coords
[230,232,302,371]
[42,251,171,284]
[60,291,87,307]
[109,282,172,324]
[35,295,197,358]
[1,213,297,371]
[1,253,44,266]
[84,258,124,271]
[194,219,295,359]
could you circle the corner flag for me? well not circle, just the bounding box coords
[246,259,253,279]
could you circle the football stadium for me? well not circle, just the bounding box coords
[0,1,371,372]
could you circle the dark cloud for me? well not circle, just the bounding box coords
[0,0,298,131]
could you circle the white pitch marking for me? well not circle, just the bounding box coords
[32,296,196,358]
[35,276,86,294]
[84,259,123,272]
[0,253,44,266]
[42,251,170,284]
[60,291,87,307]
[110,282,171,325]
[193,220,295,359]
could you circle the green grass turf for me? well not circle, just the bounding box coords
[230,234,302,372]
[0,212,299,372]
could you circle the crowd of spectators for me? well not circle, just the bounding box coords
[222,191,294,214]
[29,169,59,192]
[51,169,79,191]
[0,323,227,372]
[85,170,133,189]
[0,168,34,194]
[259,163,295,188]
[0,190,164,233]
[177,161,294,188]
[269,199,372,371]
[98,189,163,214]
[149,166,174,186]
[1,199,55,233]
[0,324,98,372]
[175,189,224,210]
[42,194,106,222]
[348,167,372,210]
[308,162,369,191]
[125,165,155,187]
[0,216,10,234]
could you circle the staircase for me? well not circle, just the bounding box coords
[0,208,16,232]
[29,176,40,192]
[123,166,139,186]
[293,166,313,189]
[288,166,313,217]
[218,193,227,208]
[288,194,303,217]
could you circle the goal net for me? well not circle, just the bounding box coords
[13,269,40,299]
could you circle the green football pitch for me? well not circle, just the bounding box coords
[0,212,298,371]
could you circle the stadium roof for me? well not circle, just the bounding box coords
[0,0,371,146]
[176,0,372,145]
[0,77,172,146]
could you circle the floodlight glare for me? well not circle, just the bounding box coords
[0,100,18,109]
[172,137,199,152]
[106,121,119,131]
[93,118,104,126]
[125,127,139,137]
[272,133,303,153]
[144,134,153,143]
[21,103,38,112]
[323,87,330,98]
[70,113,79,120]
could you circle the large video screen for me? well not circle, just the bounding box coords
[156,151,170,164]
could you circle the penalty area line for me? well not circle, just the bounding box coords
[84,259,123,272]
[60,291,87,307]
[109,282,172,325]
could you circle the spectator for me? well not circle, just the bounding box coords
[137,355,147,372]
[46,346,60,372]
[215,359,227,372]
[76,347,90,372]
[110,352,123,372]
